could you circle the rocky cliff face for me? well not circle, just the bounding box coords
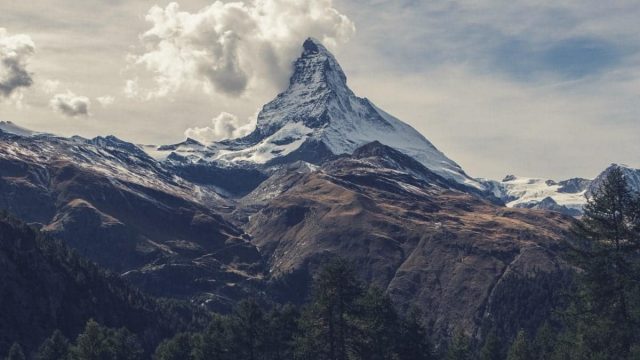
[243,142,574,337]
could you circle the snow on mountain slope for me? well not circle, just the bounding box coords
[150,38,484,190]
[0,121,38,137]
[0,131,224,206]
[588,164,640,196]
[490,176,589,212]
[484,163,640,216]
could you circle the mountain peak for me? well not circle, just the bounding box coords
[289,38,347,89]
[176,38,485,191]
[302,37,324,54]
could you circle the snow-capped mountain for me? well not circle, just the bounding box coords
[483,175,589,215]
[0,129,225,207]
[151,38,484,190]
[0,120,38,137]
[484,163,640,216]
[588,164,640,197]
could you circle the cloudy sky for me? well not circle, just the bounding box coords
[0,0,639,180]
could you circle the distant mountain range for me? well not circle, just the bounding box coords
[482,163,640,216]
[1,38,638,346]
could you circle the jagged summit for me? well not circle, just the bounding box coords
[156,38,485,190]
[289,38,347,89]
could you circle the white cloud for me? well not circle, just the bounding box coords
[184,111,256,143]
[123,78,139,98]
[130,0,355,98]
[41,79,60,94]
[96,95,115,107]
[0,28,35,100]
[50,91,91,117]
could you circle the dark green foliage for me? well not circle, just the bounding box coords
[5,343,25,360]
[562,167,640,359]
[153,333,194,360]
[480,330,502,360]
[0,212,208,355]
[226,299,268,360]
[531,322,555,360]
[396,309,435,360]
[70,319,143,360]
[294,259,435,360]
[298,259,363,360]
[482,270,571,345]
[264,305,299,360]
[506,330,531,360]
[191,318,226,360]
[36,330,70,360]
[351,287,400,360]
[445,330,471,360]
[148,259,435,360]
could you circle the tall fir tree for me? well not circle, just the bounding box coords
[351,287,400,360]
[70,320,110,360]
[5,343,25,360]
[226,299,267,360]
[70,319,145,360]
[566,167,640,359]
[480,330,502,360]
[506,330,531,360]
[264,304,299,360]
[153,333,194,360]
[396,309,434,360]
[446,330,471,360]
[36,330,70,360]
[296,259,363,360]
[531,322,555,360]
[106,328,143,360]
[191,317,226,360]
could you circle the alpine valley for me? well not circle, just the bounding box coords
[1,38,639,356]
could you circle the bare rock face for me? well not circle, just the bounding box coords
[244,142,573,338]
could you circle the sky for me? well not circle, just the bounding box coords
[0,0,639,180]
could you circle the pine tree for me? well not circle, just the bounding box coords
[107,328,143,360]
[153,333,193,360]
[396,309,434,360]
[5,343,25,360]
[37,330,70,360]
[507,330,531,360]
[446,330,471,360]
[548,330,582,360]
[531,322,555,360]
[351,287,399,360]
[566,167,640,359]
[70,319,144,360]
[191,317,226,360]
[226,299,267,360]
[264,305,299,360]
[70,319,110,360]
[296,259,363,360]
[480,330,502,360]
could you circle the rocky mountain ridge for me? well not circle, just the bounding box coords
[147,38,485,192]
[483,163,640,216]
